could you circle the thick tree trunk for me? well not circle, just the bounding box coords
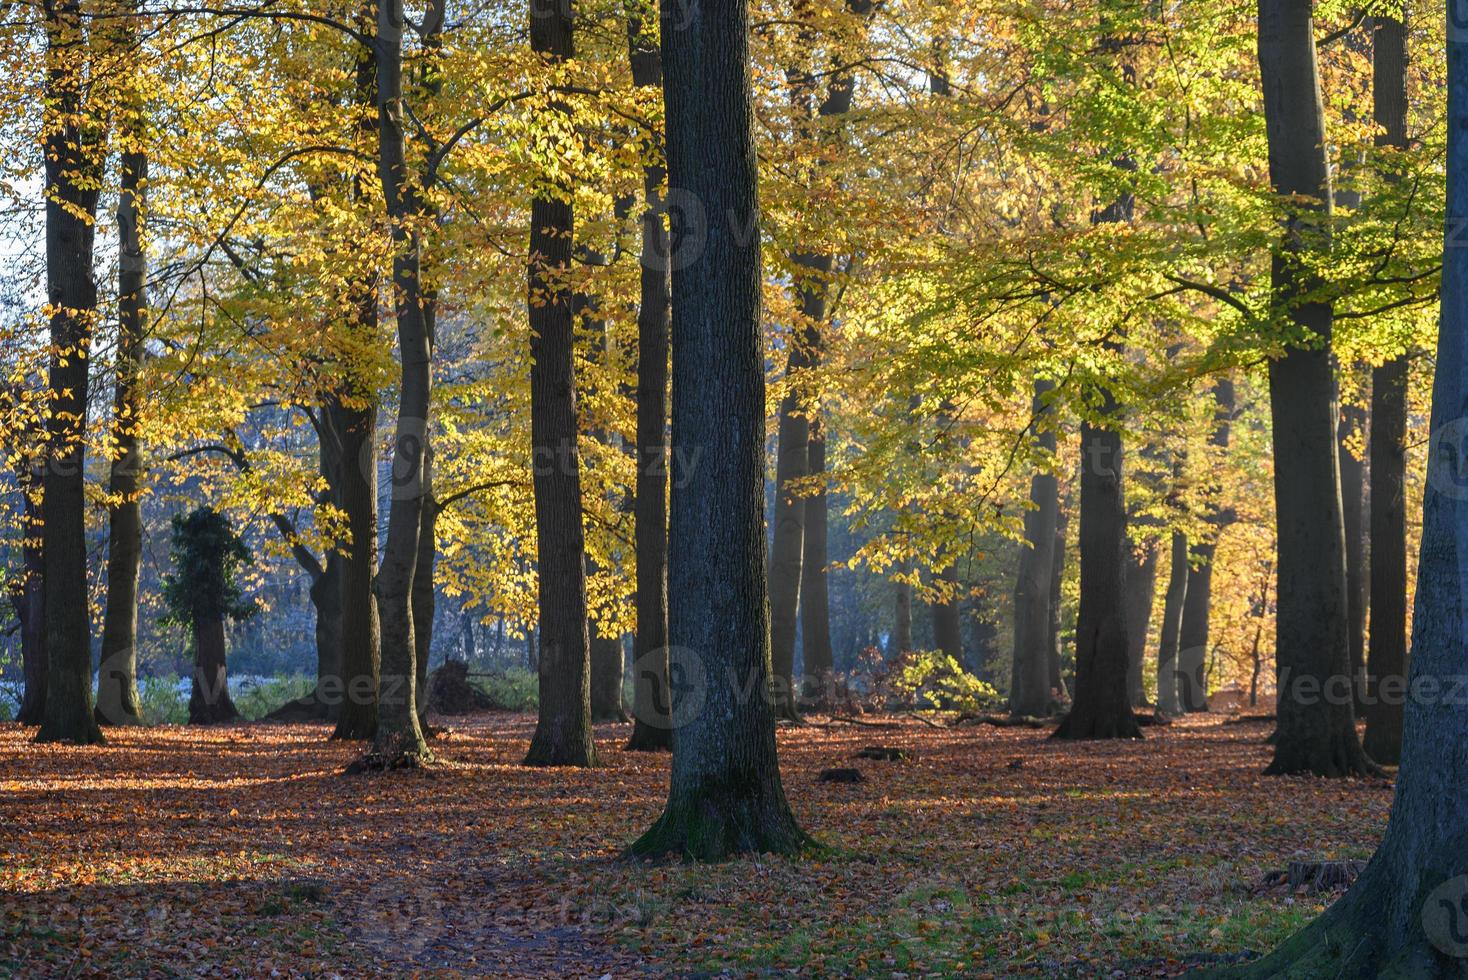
[1363,12,1409,768]
[1012,381,1058,717]
[590,633,626,722]
[523,2,595,768]
[96,138,147,728]
[1124,541,1159,707]
[1155,530,1188,716]
[1240,25,1468,972]
[361,0,430,768]
[629,0,808,859]
[624,9,673,751]
[932,563,964,665]
[1054,413,1139,739]
[37,0,103,745]
[800,419,834,702]
[189,617,239,725]
[332,395,383,738]
[1258,0,1373,776]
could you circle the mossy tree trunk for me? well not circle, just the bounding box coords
[630,0,808,860]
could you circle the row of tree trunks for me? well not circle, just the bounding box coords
[623,5,674,752]
[1244,11,1465,970]
[1257,0,1373,777]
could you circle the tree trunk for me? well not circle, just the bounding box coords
[629,0,808,859]
[1177,541,1216,711]
[1257,0,1373,776]
[37,0,103,746]
[893,560,913,655]
[523,2,595,768]
[1340,394,1369,715]
[361,0,430,768]
[624,9,673,751]
[1363,11,1409,768]
[15,462,46,726]
[189,617,239,725]
[1049,505,1069,700]
[800,418,834,703]
[1011,382,1058,718]
[95,126,147,727]
[1240,24,1468,972]
[1155,530,1188,716]
[1124,540,1159,708]
[329,395,383,738]
[1054,412,1139,739]
[413,481,436,734]
[932,563,965,665]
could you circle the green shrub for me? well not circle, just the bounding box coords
[235,674,314,721]
[473,667,538,711]
[139,674,189,725]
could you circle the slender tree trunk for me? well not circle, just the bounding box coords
[16,459,46,725]
[1011,383,1058,718]
[1257,0,1373,776]
[95,121,147,727]
[413,484,436,733]
[189,617,239,725]
[630,0,808,859]
[624,8,673,752]
[1124,541,1158,707]
[893,559,913,655]
[1156,530,1188,716]
[1363,12,1409,767]
[37,0,103,745]
[523,2,595,768]
[1049,505,1069,700]
[361,0,430,768]
[1177,541,1216,711]
[800,418,834,702]
[331,393,381,737]
[1242,24,1468,972]
[1340,394,1369,714]
[932,563,964,665]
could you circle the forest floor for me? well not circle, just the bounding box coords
[1,711,1393,978]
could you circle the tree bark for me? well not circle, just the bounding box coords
[1240,25,1468,972]
[629,0,808,859]
[1257,0,1373,776]
[361,0,431,768]
[1054,410,1139,739]
[331,392,381,738]
[189,616,239,725]
[1363,11,1409,768]
[800,418,834,702]
[95,104,147,728]
[36,0,103,745]
[624,5,673,752]
[1011,382,1058,718]
[523,1,596,768]
[1155,529,1188,716]
[1124,540,1159,707]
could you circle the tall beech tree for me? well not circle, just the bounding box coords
[95,81,148,728]
[1257,0,1373,776]
[1242,19,1468,971]
[624,5,674,752]
[360,0,433,768]
[629,0,808,859]
[1177,377,1236,712]
[523,0,596,768]
[1363,10,1410,765]
[1011,380,1058,718]
[36,0,104,745]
